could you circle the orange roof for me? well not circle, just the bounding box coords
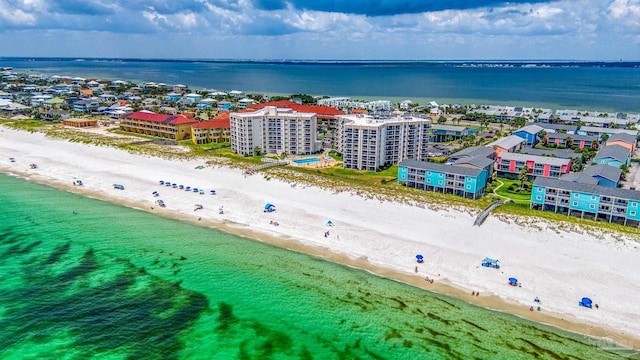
[127,111,171,123]
[248,100,344,118]
[169,114,199,125]
[193,112,230,129]
[118,99,128,106]
[81,89,93,96]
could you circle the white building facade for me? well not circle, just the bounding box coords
[230,107,320,156]
[337,114,432,171]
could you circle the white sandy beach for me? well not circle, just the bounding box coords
[2,126,640,348]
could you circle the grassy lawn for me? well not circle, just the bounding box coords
[491,178,532,202]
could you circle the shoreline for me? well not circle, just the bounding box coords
[1,126,640,352]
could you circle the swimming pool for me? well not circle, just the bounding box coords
[293,157,320,164]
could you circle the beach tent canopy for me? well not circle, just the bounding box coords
[508,277,518,283]
[482,258,499,265]
[416,254,424,260]
[581,297,592,306]
[265,203,275,209]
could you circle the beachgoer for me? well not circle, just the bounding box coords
[414,266,418,273]
[595,304,599,309]
[476,292,479,296]
[529,306,534,311]
[472,291,475,296]
[537,306,541,311]
[198,217,201,221]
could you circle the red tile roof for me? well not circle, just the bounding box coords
[168,114,199,125]
[248,100,344,119]
[192,112,230,129]
[126,111,172,123]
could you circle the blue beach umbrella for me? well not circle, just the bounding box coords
[416,254,424,260]
[508,277,518,283]
[581,297,592,307]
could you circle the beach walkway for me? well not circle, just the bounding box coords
[245,159,289,175]
[474,200,507,226]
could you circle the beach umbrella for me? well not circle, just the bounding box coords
[416,254,424,260]
[508,277,518,283]
[581,297,592,307]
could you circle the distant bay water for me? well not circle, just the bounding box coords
[2,57,640,112]
[0,172,637,359]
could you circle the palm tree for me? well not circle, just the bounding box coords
[565,136,574,149]
[538,130,548,146]
[518,166,530,190]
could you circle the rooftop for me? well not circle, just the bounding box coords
[595,144,631,162]
[534,177,640,200]
[498,152,572,166]
[400,159,484,177]
[487,135,525,149]
[339,113,431,127]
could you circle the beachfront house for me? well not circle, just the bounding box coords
[606,133,637,152]
[61,118,98,128]
[217,101,231,112]
[531,177,640,227]
[72,100,100,113]
[183,93,201,104]
[336,114,431,171]
[120,111,198,141]
[430,124,469,142]
[398,159,489,199]
[593,145,632,169]
[486,135,525,156]
[513,124,544,146]
[165,92,182,102]
[191,112,230,145]
[230,106,320,156]
[495,152,571,179]
[237,98,255,109]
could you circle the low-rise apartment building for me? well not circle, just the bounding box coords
[496,152,571,179]
[398,159,488,199]
[120,111,198,141]
[336,114,431,171]
[531,177,640,227]
[191,112,230,145]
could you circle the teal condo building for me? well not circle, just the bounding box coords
[398,159,489,199]
[531,177,640,227]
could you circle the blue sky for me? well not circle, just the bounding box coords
[0,0,638,60]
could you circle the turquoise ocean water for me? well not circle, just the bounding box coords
[1,172,638,359]
[1,58,640,112]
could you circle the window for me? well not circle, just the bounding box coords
[466,185,471,189]
[574,193,579,198]
[536,195,542,200]
[573,201,578,206]
[427,171,431,175]
[631,202,638,207]
[438,180,443,185]
[426,179,431,183]
[537,187,543,192]
[631,211,637,216]
[589,204,595,209]
[591,195,596,200]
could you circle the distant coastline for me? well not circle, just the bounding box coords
[3,56,640,68]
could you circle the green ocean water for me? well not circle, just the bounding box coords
[0,172,637,360]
